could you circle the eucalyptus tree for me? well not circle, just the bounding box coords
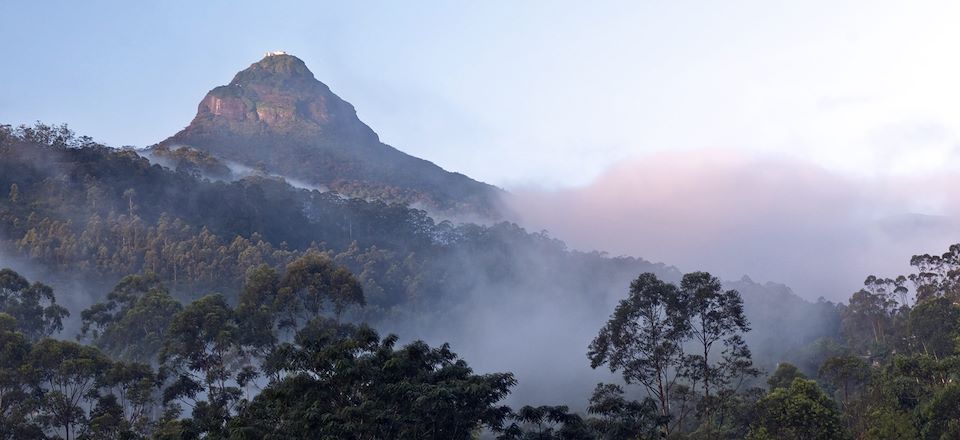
[908,296,960,358]
[588,273,688,436]
[0,314,43,440]
[677,271,756,427]
[160,294,250,438]
[26,339,112,440]
[278,253,365,327]
[235,264,281,353]
[0,268,69,341]
[80,273,181,363]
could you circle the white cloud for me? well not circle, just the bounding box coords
[506,149,960,300]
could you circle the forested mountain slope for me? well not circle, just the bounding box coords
[0,123,842,406]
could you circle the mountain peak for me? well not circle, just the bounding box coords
[187,52,354,134]
[230,52,315,86]
[157,54,503,217]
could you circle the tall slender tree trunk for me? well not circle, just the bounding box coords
[703,342,712,435]
[659,376,670,438]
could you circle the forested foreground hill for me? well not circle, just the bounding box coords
[5,247,960,440]
[7,124,960,438]
[0,123,850,428]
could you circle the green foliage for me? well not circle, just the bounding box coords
[819,355,870,406]
[589,273,687,432]
[0,268,68,341]
[918,382,960,439]
[26,338,113,440]
[94,361,159,437]
[908,296,960,358]
[0,316,43,440]
[585,383,661,440]
[498,405,594,440]
[80,273,182,363]
[862,406,916,440]
[677,272,758,430]
[277,253,365,325]
[590,272,758,438]
[776,240,960,439]
[160,293,249,434]
[909,245,960,302]
[235,264,281,351]
[841,278,902,357]
[747,378,848,440]
[766,362,805,390]
[229,323,516,440]
[148,145,231,179]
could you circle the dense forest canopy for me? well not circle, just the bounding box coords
[4,237,960,439]
[10,123,959,438]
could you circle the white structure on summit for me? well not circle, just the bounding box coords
[265,50,287,57]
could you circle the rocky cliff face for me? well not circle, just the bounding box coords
[157,53,502,217]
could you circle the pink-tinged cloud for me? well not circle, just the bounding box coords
[506,150,960,300]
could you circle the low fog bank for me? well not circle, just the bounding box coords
[376,250,640,408]
[138,146,331,193]
[505,150,960,302]
[407,286,622,408]
[0,246,113,337]
[371,235,836,409]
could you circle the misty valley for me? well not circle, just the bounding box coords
[3,53,960,440]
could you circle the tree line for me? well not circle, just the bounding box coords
[1,257,515,439]
[10,239,960,439]
[0,257,749,439]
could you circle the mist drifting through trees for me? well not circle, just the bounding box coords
[2,29,960,437]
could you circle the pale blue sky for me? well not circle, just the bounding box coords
[3,0,960,188]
